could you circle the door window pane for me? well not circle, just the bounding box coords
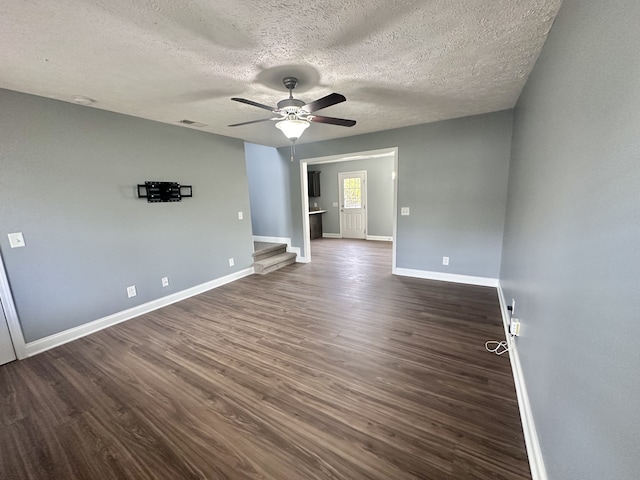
[343,178,362,208]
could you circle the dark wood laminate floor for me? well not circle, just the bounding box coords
[0,239,530,480]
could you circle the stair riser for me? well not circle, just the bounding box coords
[255,257,296,275]
[253,247,287,263]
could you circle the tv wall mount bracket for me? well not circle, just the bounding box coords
[137,181,193,203]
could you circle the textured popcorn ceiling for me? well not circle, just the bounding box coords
[0,0,562,147]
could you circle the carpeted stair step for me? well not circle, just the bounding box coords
[253,252,297,275]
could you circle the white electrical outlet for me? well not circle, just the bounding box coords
[510,318,521,336]
[161,277,169,287]
[401,207,410,216]
[442,256,449,266]
[238,211,243,220]
[8,232,25,248]
[127,285,137,298]
[228,258,235,267]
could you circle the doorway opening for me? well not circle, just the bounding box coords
[0,252,26,362]
[299,147,398,270]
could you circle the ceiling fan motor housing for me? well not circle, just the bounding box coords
[277,97,305,113]
[282,76,298,91]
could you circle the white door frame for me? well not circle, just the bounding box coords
[0,253,27,359]
[338,170,367,239]
[299,147,399,270]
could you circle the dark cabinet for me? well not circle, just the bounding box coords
[309,213,323,240]
[308,171,321,197]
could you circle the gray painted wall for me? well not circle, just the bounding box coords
[283,110,513,279]
[0,89,253,343]
[245,142,294,239]
[500,1,640,479]
[308,156,394,237]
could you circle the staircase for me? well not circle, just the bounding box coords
[252,242,297,275]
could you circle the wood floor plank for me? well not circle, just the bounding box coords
[0,238,530,479]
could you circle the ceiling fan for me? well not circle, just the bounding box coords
[228,77,356,150]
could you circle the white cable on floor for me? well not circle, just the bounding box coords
[485,340,510,356]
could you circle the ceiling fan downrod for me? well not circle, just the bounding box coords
[282,76,298,98]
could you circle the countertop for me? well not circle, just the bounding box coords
[308,210,328,215]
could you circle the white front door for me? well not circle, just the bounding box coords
[0,298,17,365]
[339,171,367,239]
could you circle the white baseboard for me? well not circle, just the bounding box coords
[290,246,303,262]
[24,268,254,357]
[497,283,547,480]
[252,235,302,262]
[393,267,498,287]
[252,235,290,245]
[322,233,392,242]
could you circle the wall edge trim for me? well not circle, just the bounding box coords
[497,282,547,480]
[24,268,254,357]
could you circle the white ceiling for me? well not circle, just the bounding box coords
[0,0,562,147]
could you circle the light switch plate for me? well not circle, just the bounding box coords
[8,232,25,248]
[238,211,243,220]
[333,202,339,207]
[401,207,410,216]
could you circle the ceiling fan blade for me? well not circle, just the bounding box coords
[228,117,278,127]
[231,97,276,112]
[303,93,346,113]
[309,115,356,127]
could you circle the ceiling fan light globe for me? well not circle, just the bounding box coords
[276,119,310,140]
